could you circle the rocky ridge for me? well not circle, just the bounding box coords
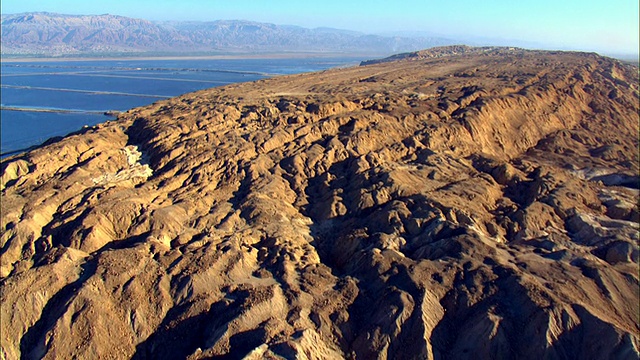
[359,45,521,65]
[1,47,639,359]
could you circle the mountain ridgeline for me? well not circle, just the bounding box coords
[0,12,454,56]
[1,47,639,359]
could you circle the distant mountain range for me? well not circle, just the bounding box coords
[0,12,456,57]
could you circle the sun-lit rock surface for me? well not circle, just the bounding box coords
[1,47,638,359]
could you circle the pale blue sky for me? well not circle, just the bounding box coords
[2,0,638,55]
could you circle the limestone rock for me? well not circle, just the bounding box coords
[1,47,638,359]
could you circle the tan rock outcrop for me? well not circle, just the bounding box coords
[1,47,638,359]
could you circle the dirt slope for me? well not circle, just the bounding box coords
[1,47,639,359]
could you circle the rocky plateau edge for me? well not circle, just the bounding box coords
[1,47,639,359]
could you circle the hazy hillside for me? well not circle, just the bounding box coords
[0,12,455,56]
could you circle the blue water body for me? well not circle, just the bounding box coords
[1,57,366,156]
[0,110,108,152]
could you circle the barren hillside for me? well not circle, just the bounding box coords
[0,12,452,56]
[1,47,639,359]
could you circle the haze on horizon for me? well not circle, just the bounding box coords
[1,0,638,56]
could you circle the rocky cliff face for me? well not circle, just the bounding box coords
[1,47,638,359]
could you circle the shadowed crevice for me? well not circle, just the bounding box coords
[19,259,97,360]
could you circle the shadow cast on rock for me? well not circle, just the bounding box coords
[19,259,98,360]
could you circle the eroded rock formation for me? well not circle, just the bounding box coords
[1,47,639,359]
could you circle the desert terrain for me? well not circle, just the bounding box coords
[1,46,638,359]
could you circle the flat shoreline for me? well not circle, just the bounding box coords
[0,52,380,63]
